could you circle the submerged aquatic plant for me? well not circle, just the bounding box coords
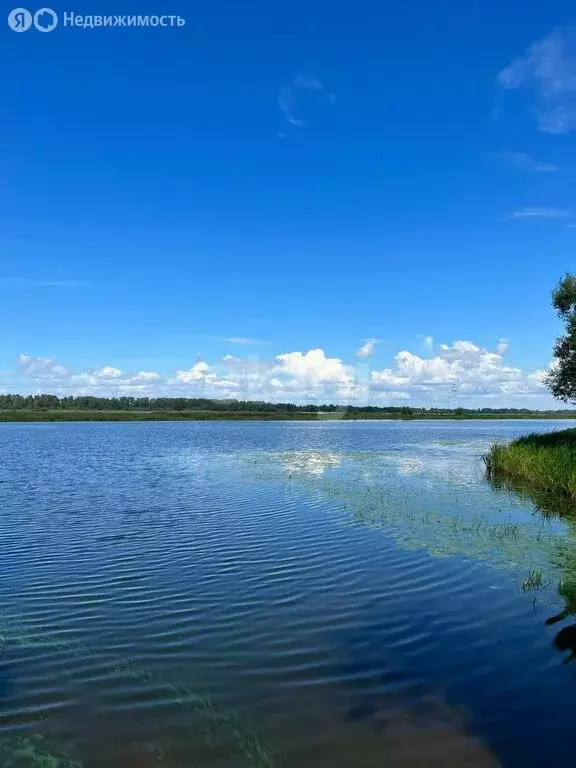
[166,684,278,767]
[0,734,82,768]
[0,612,281,768]
[251,448,576,620]
[519,569,547,592]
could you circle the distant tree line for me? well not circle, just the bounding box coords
[0,394,573,416]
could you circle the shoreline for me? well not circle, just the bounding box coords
[2,410,576,423]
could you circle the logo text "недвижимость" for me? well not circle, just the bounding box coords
[7,9,186,32]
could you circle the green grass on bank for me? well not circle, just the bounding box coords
[2,409,576,422]
[0,409,322,422]
[484,429,576,499]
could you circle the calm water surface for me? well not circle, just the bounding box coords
[2,420,576,767]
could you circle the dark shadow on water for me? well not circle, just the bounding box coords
[549,622,576,664]
[488,473,576,521]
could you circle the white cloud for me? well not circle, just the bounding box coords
[94,366,122,378]
[499,151,559,172]
[275,349,351,384]
[13,342,556,407]
[497,28,576,133]
[356,342,375,359]
[356,339,379,358]
[176,361,212,383]
[16,356,168,395]
[504,207,572,220]
[369,340,546,401]
[421,335,434,350]
[18,353,69,379]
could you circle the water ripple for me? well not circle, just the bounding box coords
[2,421,576,766]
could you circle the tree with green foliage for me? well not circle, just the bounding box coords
[547,273,576,403]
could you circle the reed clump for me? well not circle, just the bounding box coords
[484,429,576,499]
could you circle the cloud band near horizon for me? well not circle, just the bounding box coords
[4,339,554,409]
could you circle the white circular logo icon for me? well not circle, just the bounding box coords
[8,7,32,31]
[33,7,57,31]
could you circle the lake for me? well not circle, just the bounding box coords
[1,420,576,767]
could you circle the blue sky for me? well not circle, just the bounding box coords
[3,0,576,406]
